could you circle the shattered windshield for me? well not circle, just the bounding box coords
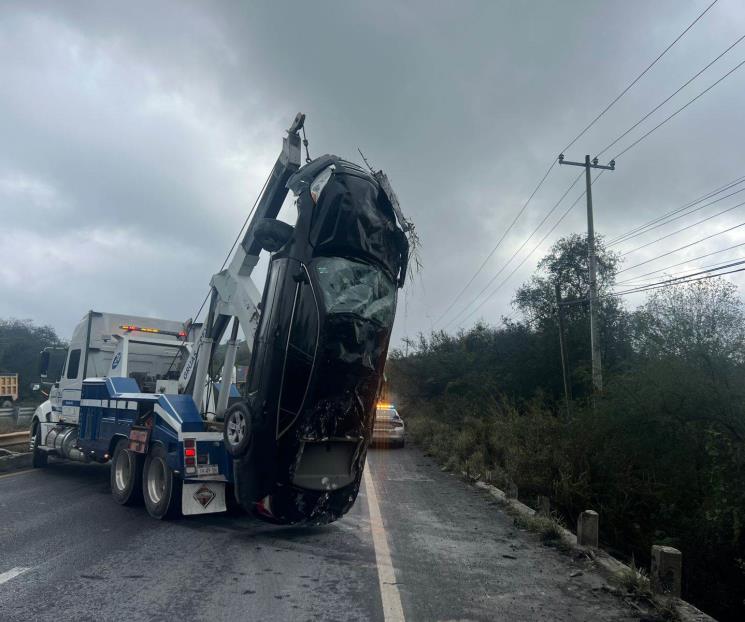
[314,257,396,326]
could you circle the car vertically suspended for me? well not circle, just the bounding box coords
[222,152,411,523]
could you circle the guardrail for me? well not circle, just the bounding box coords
[0,406,36,426]
[0,430,30,448]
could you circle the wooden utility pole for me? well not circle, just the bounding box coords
[558,154,615,394]
[555,282,572,416]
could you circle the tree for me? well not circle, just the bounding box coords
[634,279,745,365]
[0,319,65,399]
[513,233,632,396]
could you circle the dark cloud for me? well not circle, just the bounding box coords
[2,0,745,342]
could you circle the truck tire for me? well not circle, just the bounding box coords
[142,444,181,519]
[1,400,12,409]
[223,403,252,457]
[110,438,143,506]
[30,422,47,468]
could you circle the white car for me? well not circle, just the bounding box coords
[372,403,405,448]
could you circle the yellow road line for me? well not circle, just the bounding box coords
[364,465,405,622]
[0,469,35,480]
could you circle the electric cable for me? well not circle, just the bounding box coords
[433,2,718,328]
[619,199,745,256]
[597,32,745,158]
[611,57,745,160]
[608,174,745,245]
[432,159,557,326]
[616,220,745,273]
[454,171,604,328]
[614,241,745,283]
[441,170,584,329]
[561,0,719,153]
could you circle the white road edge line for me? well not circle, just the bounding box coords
[364,465,405,622]
[0,567,30,586]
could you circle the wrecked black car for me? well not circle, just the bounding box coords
[224,155,410,524]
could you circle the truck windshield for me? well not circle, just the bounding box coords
[314,257,396,326]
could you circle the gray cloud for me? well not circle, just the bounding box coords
[2,0,745,343]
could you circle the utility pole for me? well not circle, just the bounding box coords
[555,282,572,416]
[558,154,615,394]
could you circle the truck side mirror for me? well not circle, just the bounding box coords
[39,350,50,379]
[255,218,294,253]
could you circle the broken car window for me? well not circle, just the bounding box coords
[314,257,396,326]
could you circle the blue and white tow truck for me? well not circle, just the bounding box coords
[32,311,238,518]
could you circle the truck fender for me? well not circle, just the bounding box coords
[33,400,53,425]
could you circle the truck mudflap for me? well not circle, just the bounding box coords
[181,481,226,515]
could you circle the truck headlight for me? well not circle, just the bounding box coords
[310,165,334,204]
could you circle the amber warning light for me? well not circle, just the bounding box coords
[120,325,187,339]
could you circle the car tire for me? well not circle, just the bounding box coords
[30,421,47,468]
[110,437,143,506]
[223,403,252,457]
[255,218,294,252]
[143,444,181,519]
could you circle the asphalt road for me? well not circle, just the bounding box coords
[0,447,642,621]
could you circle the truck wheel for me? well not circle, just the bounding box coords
[110,438,143,506]
[30,422,48,468]
[142,444,181,519]
[223,403,252,457]
[1,400,12,409]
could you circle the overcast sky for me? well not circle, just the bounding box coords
[2,0,745,345]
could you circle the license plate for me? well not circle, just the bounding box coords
[197,464,218,476]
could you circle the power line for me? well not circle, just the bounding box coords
[616,255,745,287]
[610,186,745,248]
[617,220,745,273]
[614,241,745,283]
[561,0,719,153]
[621,201,745,257]
[597,32,745,158]
[608,174,745,245]
[455,171,604,328]
[441,171,585,329]
[613,261,745,296]
[432,159,557,326]
[619,199,745,256]
[190,169,273,323]
[434,2,718,328]
[611,57,745,160]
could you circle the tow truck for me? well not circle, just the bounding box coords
[30,113,413,523]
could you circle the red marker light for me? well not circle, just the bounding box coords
[184,447,196,457]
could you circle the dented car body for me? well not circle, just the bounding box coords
[228,155,410,524]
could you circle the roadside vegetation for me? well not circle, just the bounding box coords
[0,319,65,401]
[389,234,745,621]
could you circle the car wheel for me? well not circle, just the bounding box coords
[255,218,294,252]
[223,403,252,457]
[110,437,143,506]
[143,444,181,519]
[30,421,47,468]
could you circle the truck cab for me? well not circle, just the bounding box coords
[37,312,195,427]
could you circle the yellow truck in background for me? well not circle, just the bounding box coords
[0,373,19,408]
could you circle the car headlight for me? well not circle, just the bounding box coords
[310,165,335,204]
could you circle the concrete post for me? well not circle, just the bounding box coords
[506,481,518,499]
[577,510,599,547]
[651,545,682,598]
[537,495,550,516]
